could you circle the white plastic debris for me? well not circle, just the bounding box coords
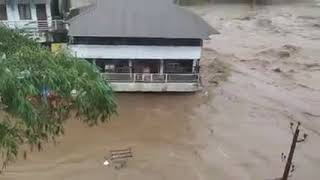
[71,89,77,97]
[103,160,110,166]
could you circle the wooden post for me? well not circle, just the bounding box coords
[282,122,300,180]
[251,0,256,10]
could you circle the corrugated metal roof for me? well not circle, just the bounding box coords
[68,0,218,39]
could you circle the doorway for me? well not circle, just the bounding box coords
[133,60,160,74]
[36,4,48,31]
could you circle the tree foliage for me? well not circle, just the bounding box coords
[0,27,117,171]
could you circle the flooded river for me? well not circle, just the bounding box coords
[2,2,320,180]
[2,93,209,180]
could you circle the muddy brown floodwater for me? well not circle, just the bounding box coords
[2,93,211,180]
[2,2,320,180]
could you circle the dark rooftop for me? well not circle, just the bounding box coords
[68,0,218,39]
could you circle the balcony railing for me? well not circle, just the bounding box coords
[0,20,66,33]
[102,73,200,83]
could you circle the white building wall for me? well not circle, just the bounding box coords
[6,2,19,21]
[110,82,201,92]
[69,45,202,60]
[46,2,52,26]
[2,0,53,42]
[4,0,52,22]
[30,3,38,21]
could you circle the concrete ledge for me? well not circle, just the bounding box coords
[110,82,201,92]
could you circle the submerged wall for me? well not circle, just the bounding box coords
[110,82,201,92]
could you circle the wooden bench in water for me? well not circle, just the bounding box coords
[106,148,133,169]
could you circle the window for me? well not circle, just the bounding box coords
[0,4,7,20]
[105,64,116,72]
[18,4,32,20]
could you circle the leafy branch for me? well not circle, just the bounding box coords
[0,27,117,171]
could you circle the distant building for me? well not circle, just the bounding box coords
[68,0,218,92]
[0,0,66,43]
[69,0,91,9]
[50,0,92,17]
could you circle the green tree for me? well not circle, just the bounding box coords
[0,27,117,171]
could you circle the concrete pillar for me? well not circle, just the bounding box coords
[129,59,133,81]
[30,2,37,21]
[45,2,52,27]
[160,59,164,74]
[192,59,197,73]
[6,0,19,22]
[129,59,133,74]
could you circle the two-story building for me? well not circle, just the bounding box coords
[68,0,218,92]
[1,0,218,92]
[0,0,66,43]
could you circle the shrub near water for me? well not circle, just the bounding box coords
[0,27,117,171]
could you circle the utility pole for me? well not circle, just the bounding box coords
[281,122,308,180]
